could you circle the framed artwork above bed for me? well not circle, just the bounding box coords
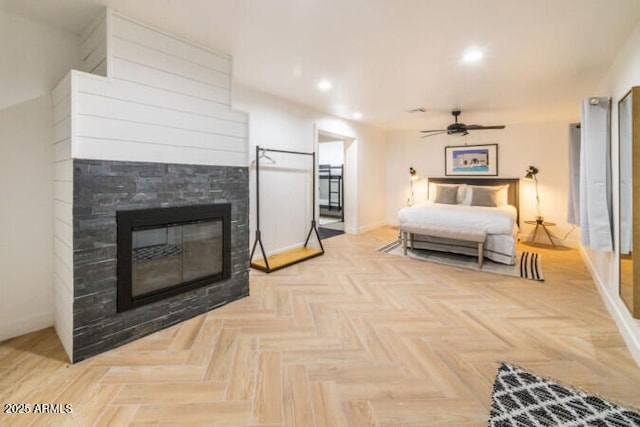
[445,143,498,176]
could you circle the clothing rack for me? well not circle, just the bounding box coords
[250,145,324,273]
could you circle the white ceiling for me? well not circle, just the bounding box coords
[4,0,640,130]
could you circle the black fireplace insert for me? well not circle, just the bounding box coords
[116,204,231,312]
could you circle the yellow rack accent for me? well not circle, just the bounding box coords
[250,247,324,273]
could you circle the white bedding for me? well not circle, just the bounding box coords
[397,202,518,265]
[398,202,517,236]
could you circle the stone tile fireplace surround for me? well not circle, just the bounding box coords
[72,159,249,362]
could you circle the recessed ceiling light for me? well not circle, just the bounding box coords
[318,79,333,91]
[462,47,484,63]
[352,112,363,120]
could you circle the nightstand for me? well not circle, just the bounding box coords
[524,220,556,247]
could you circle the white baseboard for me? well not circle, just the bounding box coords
[579,246,640,368]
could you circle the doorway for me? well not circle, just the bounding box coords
[318,132,345,239]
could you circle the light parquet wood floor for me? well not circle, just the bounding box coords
[2,226,640,426]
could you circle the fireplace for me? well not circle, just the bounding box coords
[72,159,249,362]
[117,204,231,312]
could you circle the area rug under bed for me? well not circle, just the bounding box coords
[489,362,640,426]
[377,240,544,281]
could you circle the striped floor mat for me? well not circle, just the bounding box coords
[519,251,544,281]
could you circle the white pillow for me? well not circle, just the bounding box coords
[428,183,467,204]
[462,184,509,206]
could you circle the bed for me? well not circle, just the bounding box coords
[398,178,520,267]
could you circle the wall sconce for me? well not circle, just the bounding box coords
[524,165,543,223]
[409,167,418,205]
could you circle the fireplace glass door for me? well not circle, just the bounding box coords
[131,220,223,297]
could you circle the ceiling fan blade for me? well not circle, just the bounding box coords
[421,131,447,138]
[464,124,506,130]
[420,111,506,137]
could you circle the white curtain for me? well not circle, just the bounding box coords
[579,97,613,252]
[567,123,581,225]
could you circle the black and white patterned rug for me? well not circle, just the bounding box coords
[377,240,544,281]
[489,363,640,426]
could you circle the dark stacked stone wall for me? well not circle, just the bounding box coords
[72,159,249,362]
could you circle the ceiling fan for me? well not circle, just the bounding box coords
[420,110,505,137]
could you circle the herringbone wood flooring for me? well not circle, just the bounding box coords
[2,226,640,426]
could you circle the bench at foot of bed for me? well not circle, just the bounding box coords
[401,230,487,268]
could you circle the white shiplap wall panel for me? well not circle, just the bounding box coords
[80,11,107,77]
[71,11,248,167]
[53,116,71,143]
[80,15,106,61]
[53,219,73,251]
[77,92,247,138]
[54,275,73,308]
[54,254,73,302]
[53,140,71,162]
[52,72,74,362]
[54,199,73,226]
[111,58,231,104]
[52,73,71,105]
[76,115,245,152]
[54,159,73,181]
[76,76,245,122]
[75,136,247,167]
[53,180,73,204]
[83,41,107,75]
[112,37,230,89]
[92,61,108,78]
[53,95,71,124]
[53,277,73,361]
[111,14,230,74]
[54,236,73,272]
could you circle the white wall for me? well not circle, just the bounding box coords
[0,10,80,111]
[346,121,386,233]
[386,121,579,247]
[584,19,640,365]
[233,87,388,256]
[0,9,80,342]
